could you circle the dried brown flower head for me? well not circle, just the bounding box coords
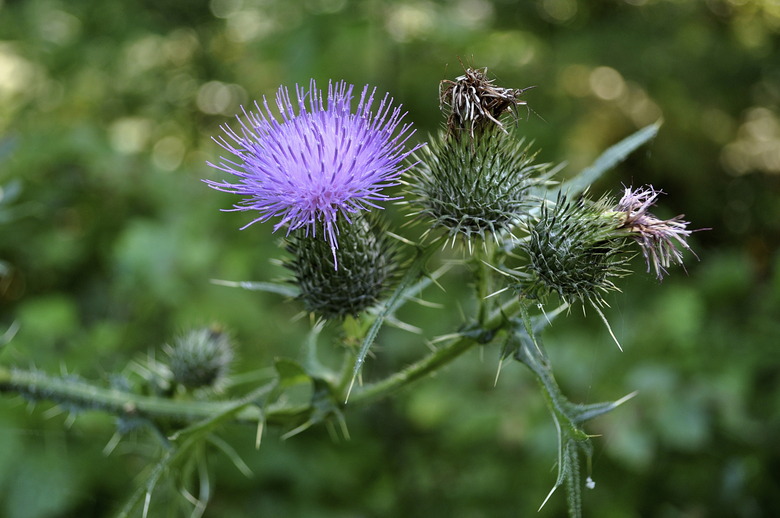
[439,64,533,137]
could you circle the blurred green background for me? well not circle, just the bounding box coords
[1,0,779,516]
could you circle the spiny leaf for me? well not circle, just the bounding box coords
[554,121,661,199]
[210,279,299,298]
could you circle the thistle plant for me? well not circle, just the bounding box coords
[521,193,631,307]
[409,66,548,249]
[0,66,699,518]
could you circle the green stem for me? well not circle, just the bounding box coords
[349,335,474,405]
[475,241,495,325]
[0,366,269,424]
[486,296,521,329]
[350,296,522,405]
[0,297,525,426]
[343,241,440,400]
[513,334,592,518]
[514,334,568,418]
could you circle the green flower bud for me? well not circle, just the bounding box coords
[520,193,631,306]
[285,214,399,319]
[166,327,234,390]
[408,130,546,244]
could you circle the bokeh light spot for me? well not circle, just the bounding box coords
[109,118,153,154]
[722,107,780,175]
[541,0,577,23]
[163,29,200,66]
[454,0,494,29]
[560,64,591,97]
[385,3,436,43]
[123,35,166,74]
[210,0,243,19]
[197,81,247,116]
[39,9,81,45]
[153,136,187,171]
[476,31,537,68]
[305,0,347,15]
[0,46,36,97]
[589,66,626,101]
[226,10,276,42]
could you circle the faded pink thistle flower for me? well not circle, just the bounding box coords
[205,80,422,264]
[616,185,696,280]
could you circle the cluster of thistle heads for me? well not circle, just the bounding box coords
[206,65,695,321]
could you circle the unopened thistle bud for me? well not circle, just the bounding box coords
[166,328,234,390]
[614,185,696,280]
[521,194,631,307]
[408,131,545,244]
[285,214,399,319]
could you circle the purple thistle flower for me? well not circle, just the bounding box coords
[205,80,422,264]
[615,185,697,280]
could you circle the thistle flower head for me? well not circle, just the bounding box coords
[615,185,696,280]
[521,193,631,307]
[284,214,399,320]
[439,65,533,137]
[407,131,545,246]
[166,327,234,391]
[205,80,422,263]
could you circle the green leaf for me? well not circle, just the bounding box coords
[273,358,311,388]
[555,121,662,198]
[210,279,299,298]
[511,329,635,518]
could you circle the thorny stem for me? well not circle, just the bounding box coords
[0,293,523,428]
[349,242,517,405]
[475,239,496,326]
[0,366,270,424]
[514,335,567,415]
[512,327,635,518]
[342,241,441,402]
[349,335,474,405]
[350,295,521,405]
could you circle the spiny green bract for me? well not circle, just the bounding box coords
[285,215,399,319]
[407,130,546,244]
[521,194,631,306]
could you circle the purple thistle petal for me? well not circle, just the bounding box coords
[205,79,423,263]
[616,185,696,280]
